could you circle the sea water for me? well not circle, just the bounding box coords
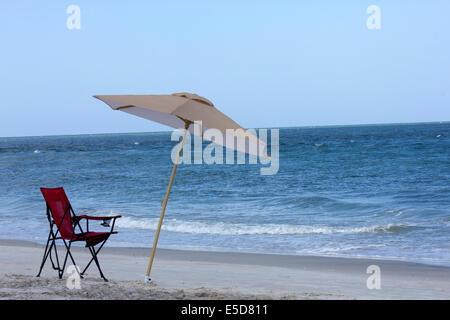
[0,123,449,265]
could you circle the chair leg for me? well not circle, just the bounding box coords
[52,238,63,277]
[60,239,83,280]
[81,239,107,276]
[87,245,108,282]
[66,242,83,278]
[37,234,53,277]
[37,238,68,279]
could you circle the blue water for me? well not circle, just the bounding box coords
[0,123,449,265]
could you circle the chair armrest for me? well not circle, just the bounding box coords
[77,215,122,221]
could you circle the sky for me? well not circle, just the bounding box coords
[0,0,449,137]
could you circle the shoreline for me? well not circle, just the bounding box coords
[1,239,449,299]
[3,238,449,268]
[2,239,449,270]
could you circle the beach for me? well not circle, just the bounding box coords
[1,240,449,300]
[1,124,449,300]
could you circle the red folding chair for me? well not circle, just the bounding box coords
[37,187,121,281]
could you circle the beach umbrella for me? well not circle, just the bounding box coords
[94,92,267,282]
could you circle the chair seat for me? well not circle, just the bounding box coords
[71,231,118,247]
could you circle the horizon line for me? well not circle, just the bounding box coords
[1,120,448,139]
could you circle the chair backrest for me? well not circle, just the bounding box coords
[40,187,74,239]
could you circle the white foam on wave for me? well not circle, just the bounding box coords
[33,150,41,154]
[314,143,323,147]
[311,244,386,253]
[116,216,413,236]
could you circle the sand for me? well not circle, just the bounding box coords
[0,240,449,300]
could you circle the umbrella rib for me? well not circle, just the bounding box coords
[116,105,136,110]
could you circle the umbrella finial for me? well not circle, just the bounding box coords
[172,92,214,107]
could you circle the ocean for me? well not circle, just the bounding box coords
[0,122,449,265]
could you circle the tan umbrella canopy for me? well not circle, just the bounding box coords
[94,92,266,156]
[94,92,267,282]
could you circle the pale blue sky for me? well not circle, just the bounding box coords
[1,1,449,137]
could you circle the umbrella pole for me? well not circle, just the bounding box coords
[145,121,190,282]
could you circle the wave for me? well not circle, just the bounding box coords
[310,244,387,253]
[116,216,417,235]
[273,194,379,212]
